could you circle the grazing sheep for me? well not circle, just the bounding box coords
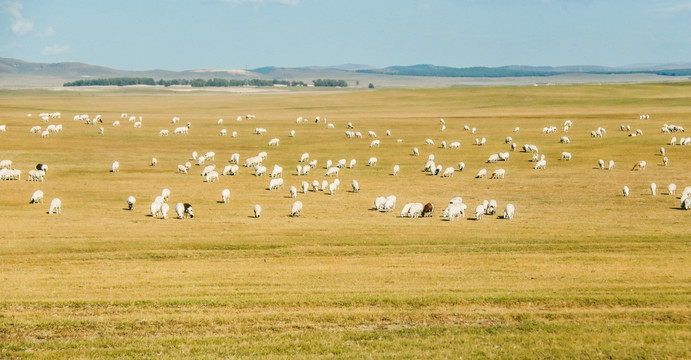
[447,203,467,221]
[321,180,328,191]
[289,186,298,198]
[150,200,163,217]
[30,190,44,204]
[328,181,339,195]
[534,159,547,170]
[367,157,377,166]
[311,159,319,168]
[441,167,454,177]
[490,169,506,179]
[160,203,170,219]
[201,164,216,177]
[205,171,219,182]
[412,147,419,156]
[560,136,570,144]
[622,185,630,197]
[503,204,515,220]
[253,204,262,218]
[650,182,657,196]
[312,180,320,192]
[300,153,310,163]
[197,156,207,166]
[254,166,267,177]
[177,165,188,174]
[48,198,61,214]
[476,169,487,178]
[126,196,136,209]
[325,166,339,177]
[301,181,310,194]
[111,161,119,173]
[598,159,605,169]
[660,147,666,156]
[409,203,424,218]
[422,203,434,217]
[663,157,669,166]
[370,139,380,148]
[174,203,194,219]
[268,138,280,146]
[425,139,434,145]
[151,157,157,167]
[561,152,572,161]
[631,160,646,171]
[449,141,461,149]
[607,160,614,170]
[302,164,311,176]
[486,200,498,215]
[375,197,387,211]
[352,180,359,193]
[400,203,413,217]
[269,178,284,190]
[290,201,303,217]
[392,165,400,176]
[458,162,465,171]
[270,165,283,178]
[219,129,227,136]
[192,151,198,160]
[383,195,397,212]
[221,189,230,204]
[229,153,240,164]
[368,130,377,138]
[487,154,500,163]
[475,204,485,220]
[668,184,676,195]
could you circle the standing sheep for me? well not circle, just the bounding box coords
[668,184,677,195]
[503,204,515,220]
[30,190,44,204]
[289,186,298,198]
[290,201,303,217]
[650,183,657,196]
[160,203,170,219]
[622,186,630,197]
[352,180,359,193]
[126,196,136,210]
[111,161,119,173]
[48,198,61,214]
[221,189,230,204]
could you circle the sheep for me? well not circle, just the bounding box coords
[161,189,171,202]
[441,167,454,177]
[48,198,61,214]
[598,159,605,169]
[561,152,572,161]
[151,157,157,167]
[370,139,380,148]
[409,203,424,218]
[458,162,465,172]
[219,129,227,136]
[375,196,387,211]
[325,166,339,177]
[534,159,547,170]
[476,169,487,178]
[449,141,461,150]
[325,160,333,169]
[337,159,347,168]
[290,201,303,217]
[253,204,262,218]
[560,136,570,144]
[192,151,198,160]
[229,153,240,164]
[503,204,515,220]
[254,166,267,177]
[348,159,356,168]
[126,195,136,210]
[447,203,467,221]
[312,180,320,192]
[205,171,220,182]
[441,125,446,132]
[487,154,500,163]
[367,157,377,166]
[258,151,268,160]
[668,184,677,195]
[30,126,41,133]
[352,180,359,193]
[386,129,391,136]
[244,156,262,167]
[422,203,434,217]
[270,165,283,178]
[631,160,646,171]
[682,196,691,210]
[368,130,377,138]
[111,161,119,173]
[268,138,280,146]
[490,169,506,179]
[41,130,49,138]
[347,122,354,129]
[622,186,630,197]
[222,164,239,176]
[160,203,170,219]
[660,147,666,156]
[269,178,284,190]
[400,203,413,217]
[328,182,338,195]
[133,121,142,128]
[321,180,328,191]
[464,125,470,131]
[327,123,335,129]
[412,147,419,156]
[197,156,206,166]
[177,165,188,174]
[98,126,104,135]
[201,164,216,177]
[475,204,485,220]
[663,157,669,166]
[30,190,44,204]
[392,165,400,176]
[608,160,615,171]
[425,139,434,145]
[650,182,657,196]
[511,143,517,151]
[670,137,677,146]
[355,131,363,138]
[27,170,45,182]
[441,140,447,149]
[175,203,194,219]
[289,186,298,198]
[300,153,310,162]
[174,127,188,134]
[301,181,310,194]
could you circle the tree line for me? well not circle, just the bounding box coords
[63,78,349,87]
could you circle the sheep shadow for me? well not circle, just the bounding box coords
[670,207,687,211]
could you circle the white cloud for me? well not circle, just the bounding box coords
[3,1,33,35]
[42,44,71,55]
[37,26,55,37]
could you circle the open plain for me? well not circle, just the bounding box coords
[0,84,690,358]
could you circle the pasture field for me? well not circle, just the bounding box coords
[0,84,690,358]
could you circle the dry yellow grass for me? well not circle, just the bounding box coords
[0,84,690,358]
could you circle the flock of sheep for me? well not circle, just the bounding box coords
[1,107,689,221]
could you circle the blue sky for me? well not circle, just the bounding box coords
[2,0,691,71]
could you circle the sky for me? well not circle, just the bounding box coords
[2,0,691,71]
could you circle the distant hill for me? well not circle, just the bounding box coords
[1,57,691,88]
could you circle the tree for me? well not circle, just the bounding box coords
[368,83,374,89]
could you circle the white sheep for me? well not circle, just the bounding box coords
[310,159,318,168]
[302,181,310,194]
[598,159,605,170]
[312,180,320,192]
[197,156,206,166]
[289,130,295,137]
[534,159,547,170]
[348,159,356,168]
[126,195,136,210]
[221,189,230,204]
[30,190,44,204]
[174,203,194,219]
[177,165,188,174]
[409,203,424,218]
[352,180,359,193]
[302,164,311,176]
[201,164,216,177]
[205,151,216,161]
[668,184,676,195]
[650,182,657,196]
[254,166,267,177]
[631,160,646,171]
[662,157,669,166]
[219,129,227,136]
[160,203,170,219]
[269,178,284,190]
[205,171,219,182]
[412,147,419,156]
[458,162,465,172]
[321,180,328,191]
[230,153,240,164]
[111,161,119,173]
[270,165,283,178]
[375,196,387,211]
[325,167,339,177]
[425,139,434,145]
[370,139,380,148]
[660,147,666,156]
[476,169,487,178]
[367,157,377,166]
[48,198,61,214]
[289,185,298,198]
[328,182,338,195]
[475,204,485,220]
[400,203,413,217]
[490,169,506,179]
[253,204,262,218]
[300,153,310,162]
[449,141,461,149]
[608,160,614,170]
[446,203,467,221]
[268,138,280,146]
[441,167,454,177]
[561,152,572,161]
[151,157,157,167]
[622,186,630,197]
[503,204,515,220]
[290,201,303,217]
[161,188,172,202]
[392,165,400,176]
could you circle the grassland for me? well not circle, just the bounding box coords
[0,84,690,359]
